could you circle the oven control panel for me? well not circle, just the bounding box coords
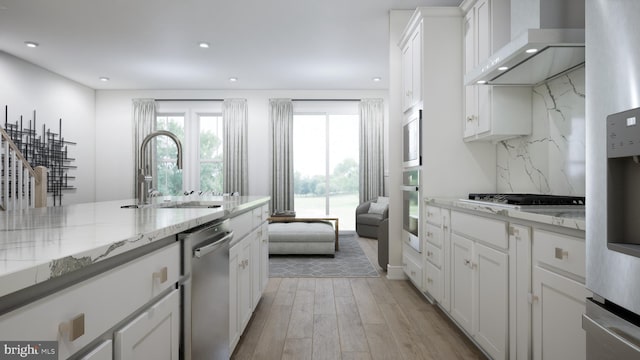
[608,106,640,158]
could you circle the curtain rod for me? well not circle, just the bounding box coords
[154,99,223,102]
[291,99,360,102]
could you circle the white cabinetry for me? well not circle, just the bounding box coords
[229,204,270,352]
[403,241,424,290]
[424,205,451,311]
[114,289,180,360]
[401,22,422,112]
[450,211,509,360]
[80,341,112,360]
[0,241,180,360]
[531,229,590,360]
[462,0,532,142]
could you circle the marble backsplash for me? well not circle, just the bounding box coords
[497,66,586,196]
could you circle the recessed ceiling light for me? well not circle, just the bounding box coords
[198,42,210,49]
[498,66,509,71]
[24,41,38,48]
[476,80,487,84]
[99,77,110,82]
[372,77,382,82]
[525,48,538,54]
[229,77,238,82]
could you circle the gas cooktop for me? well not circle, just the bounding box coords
[467,193,586,206]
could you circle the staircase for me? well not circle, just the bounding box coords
[1,126,47,210]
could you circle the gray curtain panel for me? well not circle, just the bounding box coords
[132,98,157,198]
[359,98,385,204]
[269,99,294,213]
[223,98,249,195]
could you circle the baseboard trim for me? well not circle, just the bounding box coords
[386,265,407,280]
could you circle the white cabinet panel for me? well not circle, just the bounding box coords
[533,229,585,279]
[452,211,508,249]
[114,289,180,360]
[475,243,508,360]
[532,266,590,360]
[403,242,423,290]
[79,340,112,360]
[451,233,474,334]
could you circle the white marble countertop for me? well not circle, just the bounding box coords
[0,195,269,299]
[425,197,585,231]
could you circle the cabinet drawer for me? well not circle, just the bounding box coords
[0,242,180,359]
[425,205,442,226]
[451,211,508,250]
[403,243,423,289]
[252,205,268,228]
[425,223,443,248]
[425,242,442,269]
[533,229,585,279]
[230,211,253,240]
[424,260,442,303]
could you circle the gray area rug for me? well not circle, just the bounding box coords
[269,234,380,278]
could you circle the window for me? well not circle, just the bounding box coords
[293,101,359,231]
[155,102,223,195]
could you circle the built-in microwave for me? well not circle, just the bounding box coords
[403,108,422,168]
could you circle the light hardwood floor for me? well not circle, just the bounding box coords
[231,235,487,360]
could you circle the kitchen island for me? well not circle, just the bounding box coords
[0,195,270,359]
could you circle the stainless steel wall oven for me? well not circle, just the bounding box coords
[402,168,420,253]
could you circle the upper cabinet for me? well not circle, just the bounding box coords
[400,21,422,112]
[462,0,532,142]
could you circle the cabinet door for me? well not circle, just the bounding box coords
[251,229,261,308]
[401,43,413,111]
[475,0,491,64]
[114,289,180,360]
[451,233,474,334]
[475,243,508,360]
[532,266,589,360]
[259,223,269,295]
[229,242,240,350]
[441,209,452,312]
[79,340,112,360]
[463,10,477,138]
[410,24,422,106]
[238,236,253,332]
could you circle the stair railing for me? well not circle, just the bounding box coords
[1,127,47,210]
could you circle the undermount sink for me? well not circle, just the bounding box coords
[161,201,224,209]
[121,200,224,209]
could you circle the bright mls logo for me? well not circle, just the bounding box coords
[0,342,57,359]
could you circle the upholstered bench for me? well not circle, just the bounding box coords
[268,221,336,257]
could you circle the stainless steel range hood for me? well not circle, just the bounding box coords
[464,28,585,86]
[464,0,585,86]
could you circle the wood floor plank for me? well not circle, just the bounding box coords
[335,294,369,352]
[287,287,315,339]
[350,278,385,325]
[363,323,402,360]
[251,304,293,360]
[332,278,352,298]
[273,277,299,306]
[378,302,432,360]
[312,313,341,360]
[366,277,397,305]
[341,352,372,360]
[282,338,312,360]
[314,278,336,315]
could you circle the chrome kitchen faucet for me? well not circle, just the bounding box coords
[137,130,183,205]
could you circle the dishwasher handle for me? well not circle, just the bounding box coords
[194,232,233,258]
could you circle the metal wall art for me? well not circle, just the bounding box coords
[3,105,76,206]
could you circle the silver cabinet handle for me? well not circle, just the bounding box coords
[59,313,85,341]
[528,293,539,304]
[555,247,569,260]
[152,267,168,283]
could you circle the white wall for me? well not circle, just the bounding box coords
[0,51,96,205]
[95,90,388,202]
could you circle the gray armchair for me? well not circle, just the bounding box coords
[355,197,389,239]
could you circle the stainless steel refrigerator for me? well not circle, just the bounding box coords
[584,0,640,357]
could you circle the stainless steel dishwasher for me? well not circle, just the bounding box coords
[179,219,232,360]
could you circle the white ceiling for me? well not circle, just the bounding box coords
[0,0,461,90]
